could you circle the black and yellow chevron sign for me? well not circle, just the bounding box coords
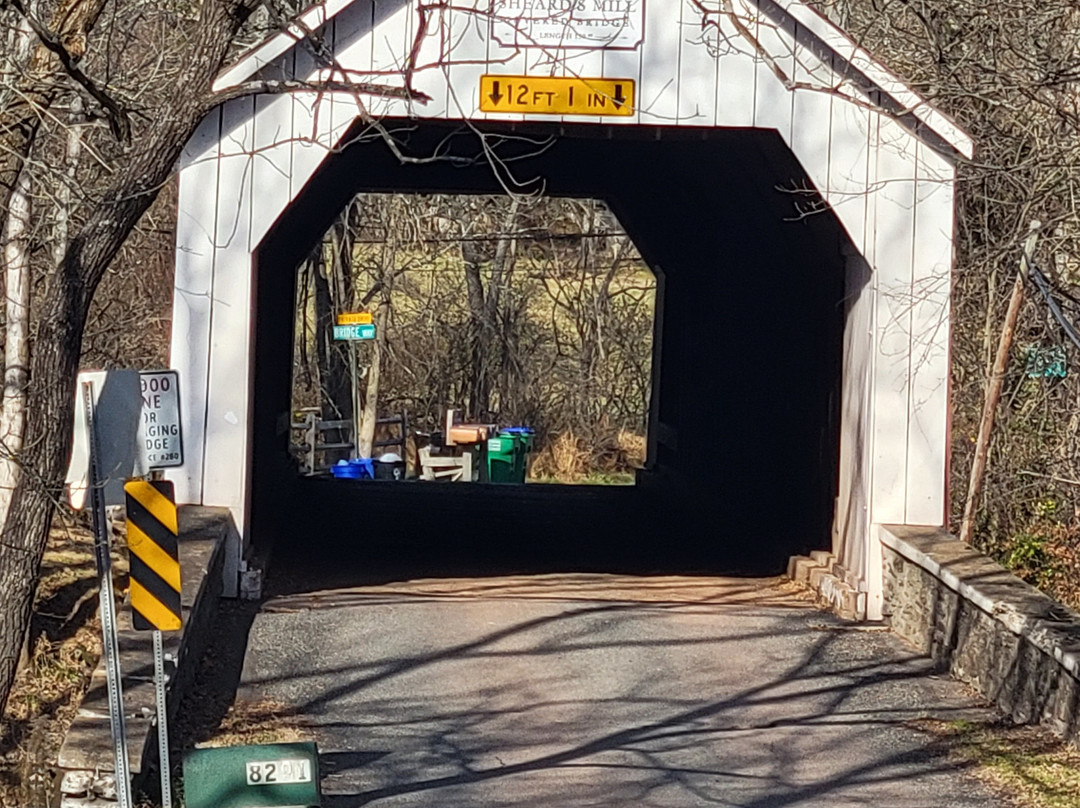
[125,480,182,632]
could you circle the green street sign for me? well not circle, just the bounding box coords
[183,742,321,808]
[333,324,375,341]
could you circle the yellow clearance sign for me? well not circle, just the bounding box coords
[479,75,635,117]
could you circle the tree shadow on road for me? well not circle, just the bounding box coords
[234,591,1006,807]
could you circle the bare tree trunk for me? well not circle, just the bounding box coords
[960,223,1041,544]
[0,0,108,234]
[462,200,519,420]
[0,14,34,112]
[357,299,390,458]
[53,97,83,269]
[486,199,519,326]
[0,103,86,541]
[0,15,36,520]
[461,239,488,419]
[0,167,32,529]
[0,0,257,716]
[313,254,352,423]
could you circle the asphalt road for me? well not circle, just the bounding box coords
[237,575,1006,807]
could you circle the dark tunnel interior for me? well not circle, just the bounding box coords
[250,121,851,588]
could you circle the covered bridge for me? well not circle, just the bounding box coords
[167,0,971,618]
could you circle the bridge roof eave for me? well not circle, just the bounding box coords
[764,0,972,159]
[209,0,973,161]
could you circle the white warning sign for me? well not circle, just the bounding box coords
[140,370,183,468]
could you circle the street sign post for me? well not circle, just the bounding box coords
[125,480,181,808]
[83,381,133,808]
[333,323,376,340]
[139,370,183,468]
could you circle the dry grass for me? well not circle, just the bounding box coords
[912,718,1080,808]
[200,698,313,748]
[0,517,119,807]
[530,428,645,484]
[530,432,590,481]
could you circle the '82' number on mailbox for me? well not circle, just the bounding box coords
[245,758,311,786]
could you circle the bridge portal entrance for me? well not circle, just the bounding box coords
[249,123,844,576]
[169,0,968,618]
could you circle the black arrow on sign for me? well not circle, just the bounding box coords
[489,80,504,105]
[613,84,625,108]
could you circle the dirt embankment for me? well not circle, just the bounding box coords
[0,519,124,808]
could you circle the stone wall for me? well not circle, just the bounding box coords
[881,525,1080,742]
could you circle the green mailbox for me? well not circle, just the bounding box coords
[183,741,321,808]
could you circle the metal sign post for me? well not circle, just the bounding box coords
[125,479,181,808]
[335,312,374,458]
[82,381,133,808]
[152,630,173,808]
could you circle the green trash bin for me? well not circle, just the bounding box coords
[486,435,521,483]
[487,427,534,483]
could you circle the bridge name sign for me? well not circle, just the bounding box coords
[489,0,644,49]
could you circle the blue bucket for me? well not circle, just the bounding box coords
[330,458,374,479]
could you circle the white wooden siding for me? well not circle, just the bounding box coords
[906,143,954,525]
[170,0,964,604]
[869,114,918,526]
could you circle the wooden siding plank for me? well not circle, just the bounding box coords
[636,0,680,125]
[333,0,375,79]
[869,114,918,526]
[835,249,874,593]
[289,91,334,201]
[169,111,222,505]
[714,3,756,127]
[599,42,643,127]
[203,97,257,514]
[749,3,794,141]
[823,81,871,252]
[371,0,411,75]
[442,0,492,121]
[676,0,718,125]
[365,4,411,119]
[250,94,296,247]
[789,23,834,191]
[905,142,954,525]
[408,1,449,118]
